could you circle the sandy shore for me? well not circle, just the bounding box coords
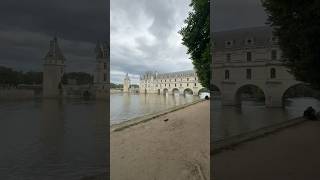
[110,101,210,180]
[213,120,320,180]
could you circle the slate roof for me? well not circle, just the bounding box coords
[45,37,66,61]
[213,26,277,51]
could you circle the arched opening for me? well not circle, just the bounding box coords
[225,70,230,80]
[183,88,193,96]
[163,88,168,95]
[282,83,320,110]
[198,87,210,99]
[172,88,179,96]
[235,84,265,106]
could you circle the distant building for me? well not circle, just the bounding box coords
[123,73,131,93]
[139,70,206,95]
[94,41,108,89]
[212,26,300,107]
[43,37,66,98]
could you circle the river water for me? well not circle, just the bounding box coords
[1,94,319,179]
[212,97,320,141]
[110,93,200,125]
[0,99,108,180]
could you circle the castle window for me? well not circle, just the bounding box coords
[271,50,277,60]
[226,53,231,62]
[246,69,252,79]
[104,73,106,81]
[187,83,189,87]
[187,78,189,81]
[246,38,254,45]
[270,68,276,79]
[175,84,177,87]
[175,79,176,82]
[180,84,182,87]
[246,52,252,62]
[104,63,106,69]
[194,83,197,87]
[169,84,170,87]
[225,70,230,80]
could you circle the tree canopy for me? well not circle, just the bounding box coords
[180,0,211,88]
[263,0,320,89]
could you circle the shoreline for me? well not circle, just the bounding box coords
[110,98,205,132]
[111,100,210,180]
[212,117,307,154]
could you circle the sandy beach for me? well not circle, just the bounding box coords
[213,120,320,180]
[110,101,210,180]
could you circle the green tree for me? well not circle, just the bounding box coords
[180,0,211,88]
[263,0,320,89]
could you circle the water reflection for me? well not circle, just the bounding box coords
[110,93,198,125]
[0,99,107,179]
[212,97,320,141]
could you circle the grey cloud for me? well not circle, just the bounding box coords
[213,0,268,31]
[0,0,107,73]
[111,0,193,83]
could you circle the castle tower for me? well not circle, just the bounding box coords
[94,41,108,89]
[123,73,130,93]
[43,36,66,98]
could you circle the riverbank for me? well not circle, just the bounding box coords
[110,100,210,180]
[213,119,320,179]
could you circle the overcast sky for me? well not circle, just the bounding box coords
[110,0,193,84]
[213,0,268,32]
[0,0,268,84]
[0,0,107,74]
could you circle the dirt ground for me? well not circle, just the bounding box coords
[110,101,210,180]
[213,120,320,180]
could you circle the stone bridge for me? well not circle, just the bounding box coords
[140,70,208,96]
[212,26,302,107]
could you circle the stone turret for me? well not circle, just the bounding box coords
[94,41,108,89]
[43,36,66,98]
[123,73,130,93]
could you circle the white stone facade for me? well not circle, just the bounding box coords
[212,26,301,107]
[123,73,130,93]
[139,70,206,96]
[43,37,65,98]
[94,42,108,89]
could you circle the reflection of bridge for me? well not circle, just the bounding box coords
[212,27,301,107]
[140,70,208,96]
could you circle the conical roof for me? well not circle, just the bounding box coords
[45,37,66,61]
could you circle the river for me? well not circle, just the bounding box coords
[212,97,320,141]
[0,99,108,180]
[110,93,200,125]
[1,94,319,179]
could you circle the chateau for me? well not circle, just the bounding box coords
[139,70,206,95]
[212,26,300,107]
[42,37,108,99]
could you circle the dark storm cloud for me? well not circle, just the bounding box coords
[213,0,268,32]
[0,0,107,73]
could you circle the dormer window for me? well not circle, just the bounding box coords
[245,38,254,45]
[225,40,234,47]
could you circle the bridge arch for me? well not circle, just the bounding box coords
[184,88,193,96]
[172,88,180,95]
[198,87,210,96]
[234,84,266,106]
[281,83,319,107]
[163,88,169,95]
